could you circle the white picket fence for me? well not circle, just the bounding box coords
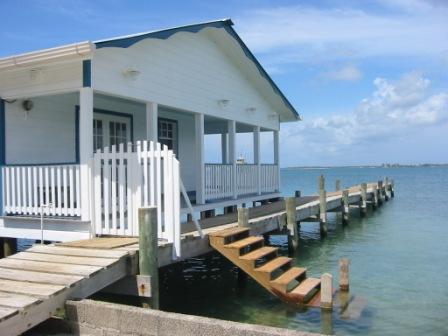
[204,163,279,201]
[92,141,181,258]
[1,164,81,216]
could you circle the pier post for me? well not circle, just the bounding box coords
[238,208,249,228]
[320,273,333,310]
[3,238,17,257]
[342,189,350,225]
[390,179,395,198]
[372,185,379,209]
[295,190,301,198]
[138,207,159,309]
[384,177,390,201]
[377,180,384,204]
[335,180,341,192]
[360,183,367,216]
[285,197,299,251]
[339,258,350,291]
[318,175,328,236]
[321,309,333,336]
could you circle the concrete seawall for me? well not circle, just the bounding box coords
[57,299,321,336]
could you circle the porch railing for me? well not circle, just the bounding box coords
[1,164,81,217]
[204,163,279,202]
[93,140,181,258]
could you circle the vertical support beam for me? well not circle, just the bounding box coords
[339,258,350,291]
[195,113,205,204]
[360,183,367,216]
[320,273,333,310]
[377,180,384,204]
[390,179,395,198]
[145,102,158,144]
[228,120,237,199]
[335,180,341,192]
[138,207,159,309]
[295,190,301,198]
[79,88,93,222]
[238,207,249,228]
[3,238,17,257]
[384,177,390,201]
[0,98,5,217]
[273,130,280,192]
[372,185,379,209]
[285,197,299,251]
[342,189,350,225]
[254,126,261,195]
[318,175,327,235]
[221,133,228,164]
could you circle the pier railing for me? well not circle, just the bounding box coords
[204,163,279,201]
[92,141,181,258]
[1,164,81,217]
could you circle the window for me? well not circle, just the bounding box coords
[109,121,127,147]
[158,119,177,153]
[93,119,103,151]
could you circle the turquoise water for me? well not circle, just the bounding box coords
[159,167,448,335]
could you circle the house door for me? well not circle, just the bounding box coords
[93,113,132,151]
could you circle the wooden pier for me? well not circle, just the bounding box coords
[0,178,394,335]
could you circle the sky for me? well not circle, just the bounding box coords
[1,0,447,166]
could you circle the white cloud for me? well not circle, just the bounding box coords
[319,65,363,82]
[236,1,448,67]
[283,72,448,155]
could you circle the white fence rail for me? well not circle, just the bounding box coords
[93,141,181,258]
[204,163,279,201]
[1,164,81,217]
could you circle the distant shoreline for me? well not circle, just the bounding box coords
[283,164,448,169]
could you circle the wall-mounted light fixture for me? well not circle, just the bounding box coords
[246,107,256,114]
[217,99,230,108]
[22,99,33,120]
[122,67,141,80]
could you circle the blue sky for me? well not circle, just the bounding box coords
[1,0,447,166]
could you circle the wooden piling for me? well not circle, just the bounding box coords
[320,273,333,310]
[335,180,341,192]
[285,197,299,250]
[390,179,395,198]
[318,175,328,235]
[339,258,350,291]
[238,207,249,228]
[3,238,17,257]
[377,180,384,204]
[372,185,378,209]
[321,309,333,336]
[138,207,159,309]
[295,190,301,198]
[384,177,390,201]
[342,189,350,225]
[360,183,367,216]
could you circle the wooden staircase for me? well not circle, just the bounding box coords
[209,227,321,305]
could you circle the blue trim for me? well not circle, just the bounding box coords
[0,99,5,216]
[93,108,134,143]
[75,106,80,163]
[93,19,300,120]
[82,60,91,87]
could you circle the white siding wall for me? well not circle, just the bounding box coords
[92,29,280,131]
[5,93,78,164]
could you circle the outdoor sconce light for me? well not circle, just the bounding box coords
[246,107,256,114]
[217,99,230,108]
[22,99,33,120]
[122,67,141,80]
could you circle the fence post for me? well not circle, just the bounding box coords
[139,207,159,309]
[339,258,350,291]
[285,197,299,251]
[342,189,350,225]
[360,183,367,216]
[318,175,327,235]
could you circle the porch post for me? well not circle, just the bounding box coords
[79,88,93,221]
[254,126,261,195]
[195,113,205,204]
[274,130,280,192]
[221,133,228,164]
[0,99,5,216]
[146,101,158,143]
[228,120,237,199]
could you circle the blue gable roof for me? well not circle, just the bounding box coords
[94,19,300,121]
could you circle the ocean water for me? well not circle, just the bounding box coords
[159,167,448,335]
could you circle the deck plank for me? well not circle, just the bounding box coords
[0,279,65,298]
[10,252,118,267]
[0,307,18,323]
[0,258,103,277]
[59,237,138,249]
[28,245,128,258]
[0,291,42,308]
[0,267,83,286]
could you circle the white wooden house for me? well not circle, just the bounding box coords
[0,19,300,257]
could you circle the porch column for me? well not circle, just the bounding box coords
[79,88,93,221]
[221,133,228,164]
[0,99,5,216]
[228,120,237,199]
[274,130,280,192]
[195,113,205,204]
[254,126,261,195]
[146,101,158,143]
